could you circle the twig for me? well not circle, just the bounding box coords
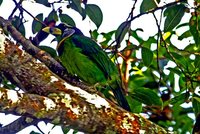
[128,0,186,23]
[152,12,162,91]
[152,5,188,83]
[11,0,46,26]
[9,0,23,20]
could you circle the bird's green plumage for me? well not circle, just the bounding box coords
[46,23,130,111]
[58,35,107,84]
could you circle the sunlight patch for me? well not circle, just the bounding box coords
[43,98,56,111]
[7,90,20,103]
[64,82,110,108]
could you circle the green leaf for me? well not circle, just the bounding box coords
[193,95,200,116]
[164,4,186,32]
[123,43,138,51]
[35,0,50,7]
[59,13,76,26]
[176,22,189,29]
[178,30,192,40]
[32,13,43,34]
[0,0,3,6]
[131,87,163,107]
[127,95,142,113]
[194,97,200,103]
[142,47,153,67]
[130,29,144,43]
[100,31,115,48]
[70,0,86,19]
[128,75,151,90]
[189,14,200,47]
[167,67,182,75]
[90,29,99,40]
[39,46,57,58]
[184,43,200,52]
[140,0,157,13]
[12,16,25,36]
[169,92,189,105]
[156,0,160,4]
[171,52,188,69]
[85,4,103,28]
[62,127,71,134]
[115,21,130,47]
[194,56,200,68]
[47,10,58,22]
[142,36,157,49]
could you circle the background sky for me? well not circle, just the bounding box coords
[0,0,194,134]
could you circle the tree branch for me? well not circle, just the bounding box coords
[0,16,92,93]
[0,116,40,134]
[0,28,167,133]
[128,0,186,23]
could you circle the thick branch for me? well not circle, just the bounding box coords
[0,16,91,92]
[0,30,167,133]
[0,116,40,134]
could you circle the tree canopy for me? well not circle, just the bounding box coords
[0,0,199,133]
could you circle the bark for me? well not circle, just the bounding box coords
[0,18,167,133]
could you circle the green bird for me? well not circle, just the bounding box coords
[43,23,130,111]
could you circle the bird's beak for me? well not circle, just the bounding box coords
[42,27,62,35]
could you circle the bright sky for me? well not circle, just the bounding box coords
[0,0,194,134]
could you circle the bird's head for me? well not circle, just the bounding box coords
[42,23,83,41]
[42,23,83,51]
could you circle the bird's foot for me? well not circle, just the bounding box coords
[93,83,101,91]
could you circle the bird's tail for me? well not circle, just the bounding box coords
[109,80,131,111]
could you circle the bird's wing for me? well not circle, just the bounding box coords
[71,35,118,79]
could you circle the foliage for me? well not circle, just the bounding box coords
[0,0,200,133]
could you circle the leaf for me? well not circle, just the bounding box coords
[30,131,41,134]
[100,31,115,48]
[194,56,200,68]
[176,22,189,29]
[194,97,200,103]
[62,127,71,134]
[127,95,142,113]
[170,52,188,69]
[167,67,182,75]
[32,13,43,34]
[141,47,153,67]
[0,0,3,6]
[47,10,58,22]
[35,0,50,7]
[12,16,26,36]
[193,95,200,116]
[69,0,86,19]
[131,87,163,107]
[142,36,157,48]
[140,0,157,13]
[115,21,131,47]
[184,43,200,52]
[39,46,57,58]
[178,30,192,40]
[156,0,161,4]
[164,4,186,32]
[189,14,200,47]
[169,92,189,105]
[130,29,144,43]
[59,13,76,26]
[123,44,138,51]
[85,4,103,28]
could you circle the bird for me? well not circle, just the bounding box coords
[42,23,131,111]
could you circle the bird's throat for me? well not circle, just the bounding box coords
[56,36,69,51]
